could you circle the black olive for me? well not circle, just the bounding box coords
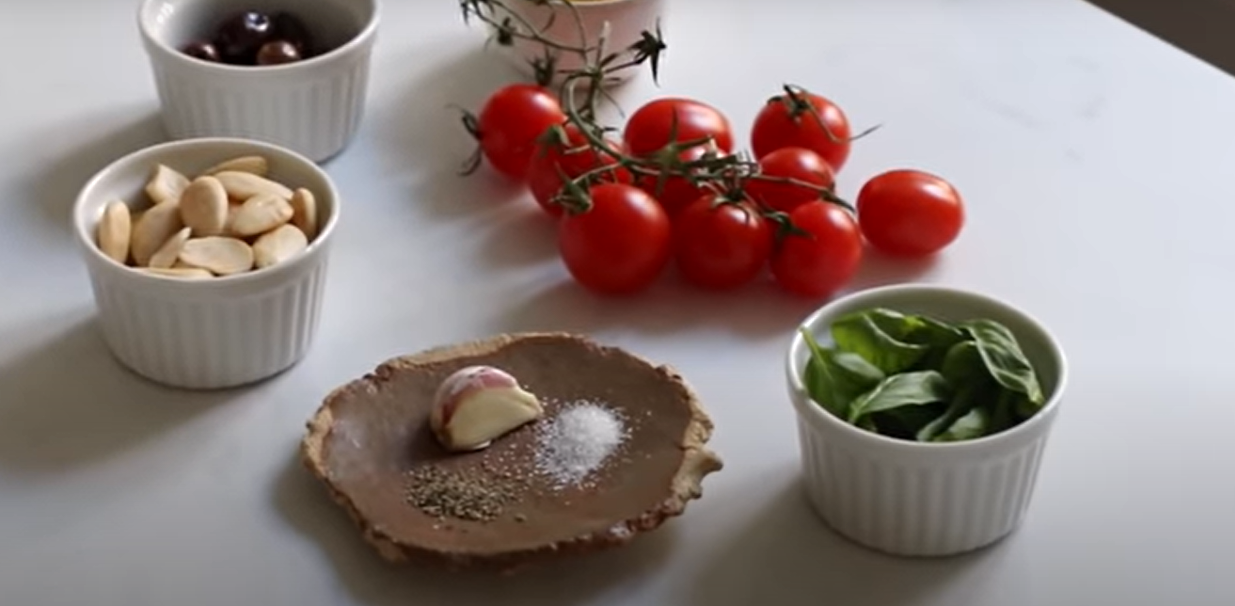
[271,12,315,57]
[214,10,273,64]
[181,40,220,63]
[256,40,302,66]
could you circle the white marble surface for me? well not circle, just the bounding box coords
[3,0,1235,604]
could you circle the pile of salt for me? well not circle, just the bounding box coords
[533,401,627,488]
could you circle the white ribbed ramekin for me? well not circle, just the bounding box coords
[138,0,379,163]
[73,138,340,390]
[785,284,1068,557]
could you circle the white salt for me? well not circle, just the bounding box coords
[534,401,627,488]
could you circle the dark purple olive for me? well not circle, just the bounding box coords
[255,40,302,66]
[181,40,220,62]
[214,10,273,64]
[271,12,315,57]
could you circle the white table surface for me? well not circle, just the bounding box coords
[3,0,1234,604]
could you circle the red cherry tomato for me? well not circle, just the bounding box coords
[744,147,837,214]
[527,125,630,217]
[751,89,853,173]
[623,98,734,157]
[634,142,720,217]
[857,169,965,257]
[673,195,774,291]
[771,202,863,298]
[476,84,566,179]
[559,184,672,295]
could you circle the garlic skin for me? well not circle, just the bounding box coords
[429,366,545,452]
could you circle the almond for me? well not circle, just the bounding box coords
[201,155,269,178]
[214,171,293,201]
[289,188,319,240]
[230,194,294,237]
[97,200,132,264]
[131,201,185,267]
[253,224,308,269]
[148,227,192,269]
[145,164,190,205]
[179,237,254,276]
[178,176,229,236]
[141,267,214,280]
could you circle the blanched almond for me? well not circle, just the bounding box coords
[179,237,254,276]
[214,171,293,201]
[97,200,132,264]
[253,224,308,269]
[142,267,214,280]
[230,194,293,237]
[145,164,190,205]
[223,204,243,236]
[179,176,229,236]
[148,227,192,269]
[131,201,185,267]
[289,188,318,240]
[201,155,269,178]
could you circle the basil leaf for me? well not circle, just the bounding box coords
[831,310,929,374]
[932,406,992,442]
[961,319,1045,407]
[847,371,951,424]
[800,328,884,418]
[941,341,986,383]
[875,402,948,440]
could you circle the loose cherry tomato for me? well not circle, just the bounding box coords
[771,202,863,298]
[559,184,672,295]
[623,98,734,157]
[744,147,836,214]
[857,169,964,257]
[634,142,719,217]
[476,84,566,179]
[751,89,853,173]
[673,194,774,291]
[527,125,630,217]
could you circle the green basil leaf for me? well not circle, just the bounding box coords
[932,406,992,442]
[831,310,929,374]
[847,371,951,424]
[961,319,1045,407]
[875,402,948,440]
[941,341,986,383]
[800,328,884,418]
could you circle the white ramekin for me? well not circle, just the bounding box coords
[486,0,665,86]
[785,284,1068,557]
[137,0,379,163]
[73,138,340,390]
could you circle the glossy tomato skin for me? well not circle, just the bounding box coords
[673,195,774,291]
[744,147,837,214]
[751,91,852,173]
[477,84,566,179]
[857,169,964,257]
[771,202,863,298]
[559,184,672,296]
[527,125,630,217]
[623,98,734,157]
[634,143,718,217]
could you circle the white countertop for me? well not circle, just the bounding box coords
[3,0,1235,604]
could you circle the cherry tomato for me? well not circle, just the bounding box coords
[751,89,852,173]
[857,169,964,257]
[623,98,734,157]
[476,84,566,179]
[634,142,719,217]
[559,184,672,295]
[527,125,630,217]
[673,195,774,291]
[771,202,863,298]
[744,147,837,214]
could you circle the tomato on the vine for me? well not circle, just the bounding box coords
[559,183,672,295]
[751,89,853,173]
[527,125,630,217]
[673,194,774,291]
[623,98,734,157]
[744,147,836,214]
[771,202,863,298]
[634,142,719,217]
[475,84,566,179]
[857,169,964,258]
